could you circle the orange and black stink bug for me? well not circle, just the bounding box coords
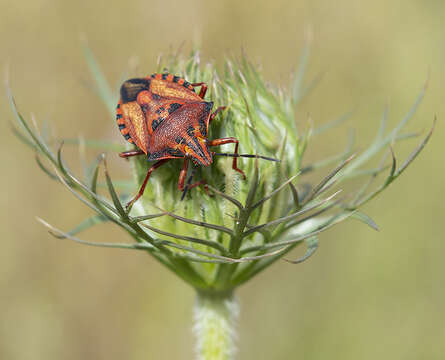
[116,72,277,210]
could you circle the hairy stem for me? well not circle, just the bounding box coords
[193,291,239,360]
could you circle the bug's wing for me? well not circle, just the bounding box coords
[149,73,202,101]
[117,100,150,153]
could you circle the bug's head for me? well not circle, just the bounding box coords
[184,135,213,167]
[176,125,213,167]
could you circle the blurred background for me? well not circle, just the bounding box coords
[1,0,443,359]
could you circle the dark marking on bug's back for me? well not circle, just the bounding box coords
[166,148,183,157]
[148,149,182,161]
[155,106,166,115]
[120,78,151,103]
[162,73,168,80]
[168,103,182,114]
[199,102,213,136]
[175,136,186,144]
[199,117,206,136]
[186,125,195,137]
[116,114,123,119]
[147,150,163,160]
[173,76,180,83]
[204,102,213,112]
[152,117,165,131]
[118,124,126,130]
[151,119,160,131]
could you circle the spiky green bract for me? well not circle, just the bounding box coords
[10,48,433,296]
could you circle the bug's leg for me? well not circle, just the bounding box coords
[188,180,209,192]
[190,82,208,99]
[178,158,190,191]
[126,159,170,211]
[179,162,211,200]
[208,137,246,179]
[179,162,194,200]
[208,106,226,125]
[119,150,145,159]
[181,179,210,201]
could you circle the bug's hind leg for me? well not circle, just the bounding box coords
[126,159,170,212]
[190,82,208,99]
[208,137,246,179]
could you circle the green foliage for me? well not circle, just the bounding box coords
[9,46,434,293]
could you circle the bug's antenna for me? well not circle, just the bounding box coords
[213,153,280,162]
[181,167,197,201]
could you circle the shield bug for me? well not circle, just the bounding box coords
[116,72,278,211]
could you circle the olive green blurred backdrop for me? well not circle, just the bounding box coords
[1,0,443,359]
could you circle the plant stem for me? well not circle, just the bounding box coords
[193,291,239,360]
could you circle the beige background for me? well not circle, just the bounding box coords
[1,0,443,359]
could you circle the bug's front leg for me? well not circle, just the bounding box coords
[190,82,208,99]
[208,137,246,179]
[178,158,190,191]
[178,159,210,200]
[126,159,170,212]
[208,106,226,125]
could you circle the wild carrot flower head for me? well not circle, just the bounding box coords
[9,46,434,293]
